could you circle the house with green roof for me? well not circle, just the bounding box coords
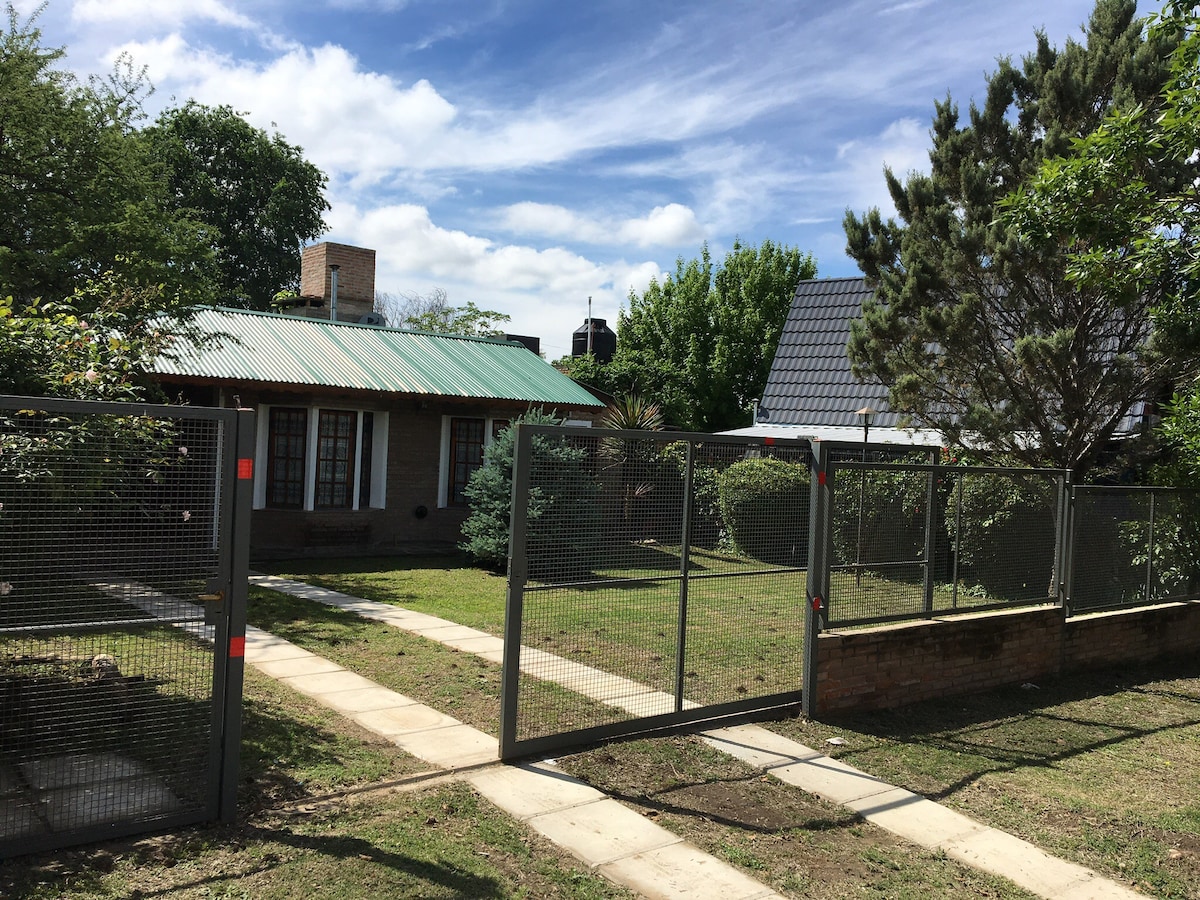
[154,243,603,557]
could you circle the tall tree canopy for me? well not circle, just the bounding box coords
[1004,1,1200,481]
[141,102,329,308]
[0,6,216,308]
[0,6,328,313]
[606,239,816,432]
[844,0,1189,474]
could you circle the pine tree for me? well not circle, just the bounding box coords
[844,0,1189,474]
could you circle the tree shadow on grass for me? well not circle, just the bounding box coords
[817,654,1200,803]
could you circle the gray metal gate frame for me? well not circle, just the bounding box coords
[499,424,811,760]
[0,395,253,854]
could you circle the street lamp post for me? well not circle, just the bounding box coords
[854,406,876,587]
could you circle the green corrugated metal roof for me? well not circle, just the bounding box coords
[154,307,603,407]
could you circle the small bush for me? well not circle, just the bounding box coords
[459,411,600,578]
[716,457,809,565]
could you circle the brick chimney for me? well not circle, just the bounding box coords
[290,242,377,322]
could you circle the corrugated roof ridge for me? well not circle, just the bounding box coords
[205,306,522,346]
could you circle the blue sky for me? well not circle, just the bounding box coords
[22,0,1146,358]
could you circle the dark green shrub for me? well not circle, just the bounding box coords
[946,472,1058,601]
[830,462,932,577]
[459,411,600,578]
[716,457,809,565]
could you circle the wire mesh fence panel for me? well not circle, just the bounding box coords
[504,426,809,758]
[947,470,1063,607]
[823,460,1064,627]
[0,400,239,855]
[1069,486,1200,613]
[828,462,933,624]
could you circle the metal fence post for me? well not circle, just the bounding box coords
[1146,489,1157,604]
[499,424,533,760]
[674,439,696,713]
[803,441,831,719]
[218,406,254,822]
[1061,476,1075,616]
[922,455,937,614]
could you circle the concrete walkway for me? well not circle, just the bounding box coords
[248,574,1147,900]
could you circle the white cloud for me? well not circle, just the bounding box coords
[74,0,257,31]
[322,200,667,356]
[498,202,704,248]
[835,117,931,215]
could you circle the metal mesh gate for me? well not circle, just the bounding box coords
[500,425,810,760]
[0,396,252,856]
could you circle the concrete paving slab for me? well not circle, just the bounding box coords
[527,798,682,867]
[391,724,498,768]
[946,827,1119,899]
[252,655,342,678]
[599,842,786,900]
[440,634,505,656]
[315,686,416,714]
[353,704,460,736]
[406,623,492,643]
[766,753,892,805]
[843,787,988,848]
[40,776,183,830]
[0,765,23,797]
[1054,875,1147,900]
[20,753,149,790]
[468,762,607,820]
[703,725,824,769]
[242,638,315,663]
[370,611,455,632]
[0,797,47,838]
[281,669,382,697]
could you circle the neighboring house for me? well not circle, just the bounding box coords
[153,243,603,557]
[729,276,1153,451]
[727,277,941,447]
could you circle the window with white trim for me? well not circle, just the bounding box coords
[439,415,510,508]
[256,405,388,511]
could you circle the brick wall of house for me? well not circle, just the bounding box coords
[814,602,1200,716]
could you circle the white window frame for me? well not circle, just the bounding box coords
[254,404,388,511]
[438,415,510,508]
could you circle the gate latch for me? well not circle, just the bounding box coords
[198,584,226,625]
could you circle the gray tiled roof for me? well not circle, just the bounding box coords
[758,276,1149,437]
[758,277,900,428]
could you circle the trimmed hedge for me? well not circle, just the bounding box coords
[717,457,809,565]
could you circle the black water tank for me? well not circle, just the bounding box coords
[572,318,616,363]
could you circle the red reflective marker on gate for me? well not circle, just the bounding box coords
[763,437,775,446]
[811,596,823,611]
[818,471,827,486]
[229,637,246,658]
[238,458,253,479]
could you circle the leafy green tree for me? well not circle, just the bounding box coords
[844,0,1187,474]
[610,239,816,431]
[141,101,329,308]
[1003,1,1200,482]
[0,6,217,308]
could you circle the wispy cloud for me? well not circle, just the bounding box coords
[73,0,258,32]
[497,202,704,248]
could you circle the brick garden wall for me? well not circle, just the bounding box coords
[814,601,1200,716]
